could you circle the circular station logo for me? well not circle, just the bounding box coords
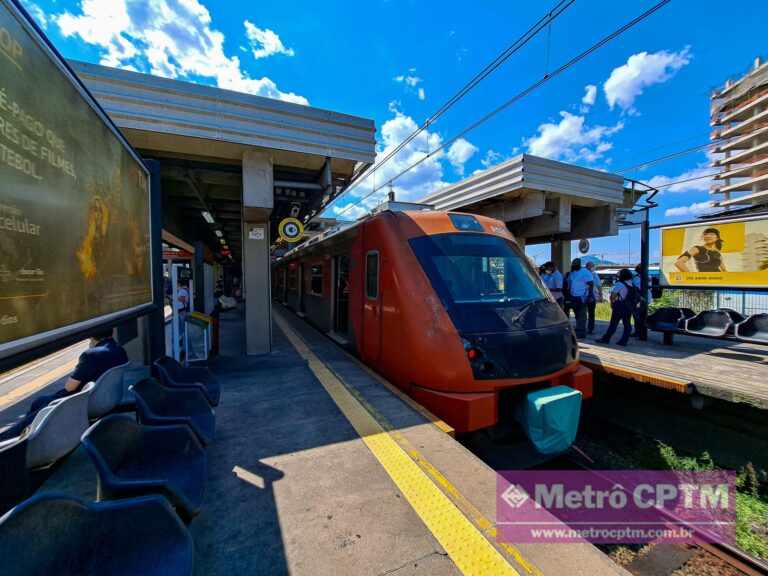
[278,217,304,243]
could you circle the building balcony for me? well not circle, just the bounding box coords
[713,139,768,166]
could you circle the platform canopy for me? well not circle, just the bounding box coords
[421,154,639,244]
[70,60,376,261]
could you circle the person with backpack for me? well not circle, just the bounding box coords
[566,258,594,339]
[596,268,637,346]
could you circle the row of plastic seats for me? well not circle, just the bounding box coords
[0,360,131,507]
[0,356,221,575]
[648,307,768,344]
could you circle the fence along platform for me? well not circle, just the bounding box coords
[579,326,768,408]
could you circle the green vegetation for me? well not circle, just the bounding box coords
[578,431,768,559]
[654,443,768,559]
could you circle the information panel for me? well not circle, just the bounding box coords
[0,0,151,357]
[660,216,768,289]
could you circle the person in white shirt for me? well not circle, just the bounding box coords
[540,261,564,308]
[566,258,594,338]
[585,262,603,335]
[597,268,637,346]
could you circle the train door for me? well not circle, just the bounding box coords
[333,255,350,335]
[298,263,306,314]
[361,250,381,361]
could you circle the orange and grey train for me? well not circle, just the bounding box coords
[273,205,592,454]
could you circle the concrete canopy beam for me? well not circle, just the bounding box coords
[472,191,545,221]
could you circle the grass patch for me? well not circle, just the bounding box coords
[656,444,768,559]
[578,422,768,559]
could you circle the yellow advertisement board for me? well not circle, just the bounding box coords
[0,1,152,358]
[660,216,768,288]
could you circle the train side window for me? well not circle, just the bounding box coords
[366,251,379,299]
[310,265,324,295]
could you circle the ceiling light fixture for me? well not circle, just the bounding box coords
[201,211,214,224]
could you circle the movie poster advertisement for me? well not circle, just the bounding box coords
[0,0,151,356]
[660,217,768,289]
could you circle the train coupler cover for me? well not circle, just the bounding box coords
[517,385,582,455]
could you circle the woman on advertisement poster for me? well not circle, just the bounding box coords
[674,228,727,273]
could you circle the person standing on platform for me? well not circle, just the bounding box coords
[566,258,594,339]
[632,264,652,337]
[540,261,565,309]
[585,261,603,335]
[597,269,638,346]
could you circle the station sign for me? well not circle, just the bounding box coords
[0,0,152,359]
[278,217,304,243]
[660,215,768,289]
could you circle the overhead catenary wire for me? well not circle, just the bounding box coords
[649,170,724,190]
[338,0,673,218]
[617,137,732,174]
[338,0,578,203]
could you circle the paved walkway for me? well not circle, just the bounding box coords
[21,307,625,575]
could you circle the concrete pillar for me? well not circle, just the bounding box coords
[551,240,571,274]
[242,149,274,355]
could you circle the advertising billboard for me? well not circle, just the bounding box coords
[0,0,152,359]
[660,216,768,289]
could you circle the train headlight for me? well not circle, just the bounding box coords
[461,337,482,361]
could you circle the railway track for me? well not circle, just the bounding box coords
[563,451,768,576]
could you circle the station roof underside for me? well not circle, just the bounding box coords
[421,154,633,243]
[70,61,377,262]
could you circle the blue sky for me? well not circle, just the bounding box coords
[20,0,768,264]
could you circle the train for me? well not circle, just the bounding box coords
[273,202,592,455]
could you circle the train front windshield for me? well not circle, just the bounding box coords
[410,233,547,305]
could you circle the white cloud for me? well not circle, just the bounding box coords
[244,20,294,59]
[394,74,422,87]
[646,165,715,193]
[447,138,478,176]
[395,69,425,100]
[524,111,623,163]
[480,149,504,168]
[24,2,48,29]
[329,105,478,219]
[582,84,597,105]
[664,201,715,218]
[604,47,691,113]
[55,0,308,105]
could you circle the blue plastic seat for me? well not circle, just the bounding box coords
[153,356,221,406]
[719,308,745,335]
[678,308,696,329]
[0,437,28,516]
[24,382,94,469]
[88,361,131,419]
[684,310,732,337]
[648,307,685,332]
[735,313,768,344]
[0,493,193,575]
[131,378,215,445]
[81,414,206,520]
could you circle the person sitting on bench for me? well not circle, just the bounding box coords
[0,328,128,441]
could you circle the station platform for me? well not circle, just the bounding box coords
[1,306,628,576]
[579,322,768,409]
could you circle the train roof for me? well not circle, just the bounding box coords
[279,201,435,261]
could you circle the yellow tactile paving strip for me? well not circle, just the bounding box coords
[275,313,523,576]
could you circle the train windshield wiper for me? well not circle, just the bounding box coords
[507,297,547,325]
